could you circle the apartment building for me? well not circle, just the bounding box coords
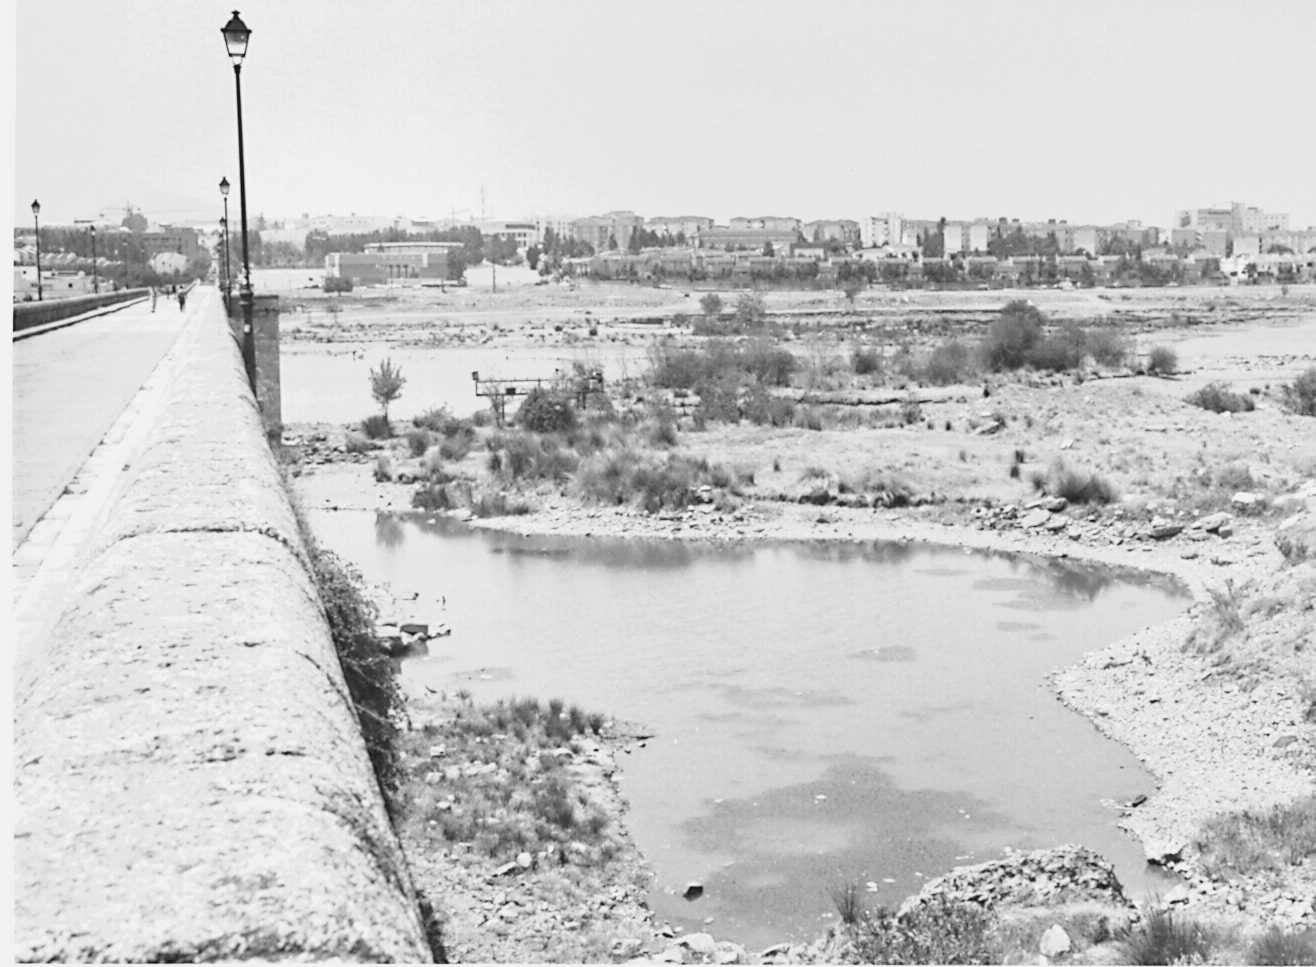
[860,213,904,249]
[646,215,714,239]
[802,219,860,245]
[729,216,801,233]
[569,211,644,252]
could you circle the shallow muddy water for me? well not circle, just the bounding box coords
[307,509,1187,948]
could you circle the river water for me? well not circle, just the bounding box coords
[306,508,1186,949]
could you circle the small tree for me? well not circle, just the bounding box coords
[843,279,865,308]
[369,358,406,419]
[734,292,767,328]
[699,292,723,319]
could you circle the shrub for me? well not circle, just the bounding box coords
[1194,795,1316,879]
[1087,328,1131,367]
[322,275,353,293]
[850,897,996,965]
[742,338,798,386]
[1247,927,1316,965]
[1187,382,1256,413]
[406,428,433,457]
[742,384,796,426]
[901,398,923,424]
[830,882,863,926]
[438,432,473,461]
[852,347,883,376]
[921,339,973,384]
[1148,345,1178,375]
[1114,905,1215,966]
[982,300,1045,371]
[471,491,532,518]
[360,414,392,439]
[373,453,393,482]
[517,387,577,433]
[1046,460,1117,503]
[487,430,578,483]
[344,431,378,454]
[1280,367,1316,416]
[1027,323,1087,372]
[734,292,766,327]
[699,292,723,319]
[291,504,403,810]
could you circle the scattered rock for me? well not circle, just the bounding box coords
[516,851,533,869]
[1040,924,1072,958]
[678,933,718,958]
[1042,497,1069,513]
[1164,884,1190,905]
[1149,517,1184,540]
[900,845,1130,915]
[1192,511,1232,533]
[683,882,705,901]
[1232,491,1265,513]
[1022,509,1053,529]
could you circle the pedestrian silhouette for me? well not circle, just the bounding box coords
[150,287,157,312]
[178,290,186,311]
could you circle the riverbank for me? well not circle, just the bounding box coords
[292,452,1315,959]
[285,287,1314,960]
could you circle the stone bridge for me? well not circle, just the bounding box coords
[12,288,432,961]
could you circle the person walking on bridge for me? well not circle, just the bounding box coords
[150,286,157,312]
[177,289,187,312]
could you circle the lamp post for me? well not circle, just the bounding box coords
[31,199,43,301]
[89,224,99,294]
[219,176,233,309]
[222,10,256,391]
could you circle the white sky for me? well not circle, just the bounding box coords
[10,0,1316,230]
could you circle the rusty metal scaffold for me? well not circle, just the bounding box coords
[471,368,606,427]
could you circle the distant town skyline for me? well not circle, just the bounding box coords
[11,0,1316,232]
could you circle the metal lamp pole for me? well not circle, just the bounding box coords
[90,224,99,294]
[222,11,256,392]
[220,176,233,309]
[31,200,43,301]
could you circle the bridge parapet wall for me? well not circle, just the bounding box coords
[13,288,431,962]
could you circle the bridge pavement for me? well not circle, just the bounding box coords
[12,295,190,549]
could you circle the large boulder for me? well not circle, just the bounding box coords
[1275,513,1316,564]
[899,845,1130,916]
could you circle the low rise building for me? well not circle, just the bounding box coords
[802,219,860,245]
[324,241,463,284]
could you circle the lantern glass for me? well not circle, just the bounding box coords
[219,177,230,197]
[31,199,40,216]
[221,11,251,65]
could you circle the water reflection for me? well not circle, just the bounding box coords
[374,512,405,550]
[667,757,1010,947]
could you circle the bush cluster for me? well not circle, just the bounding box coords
[649,338,797,390]
[399,695,614,863]
[1038,459,1117,504]
[1148,345,1179,375]
[1281,366,1316,416]
[517,387,578,433]
[846,896,997,965]
[980,303,1130,374]
[575,449,745,513]
[289,500,404,810]
[1186,382,1256,413]
[360,413,392,439]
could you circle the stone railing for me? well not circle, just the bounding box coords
[12,287,431,961]
[12,288,150,332]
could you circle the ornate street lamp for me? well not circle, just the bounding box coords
[219,176,233,308]
[222,10,256,390]
[31,199,43,301]
[89,224,99,294]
